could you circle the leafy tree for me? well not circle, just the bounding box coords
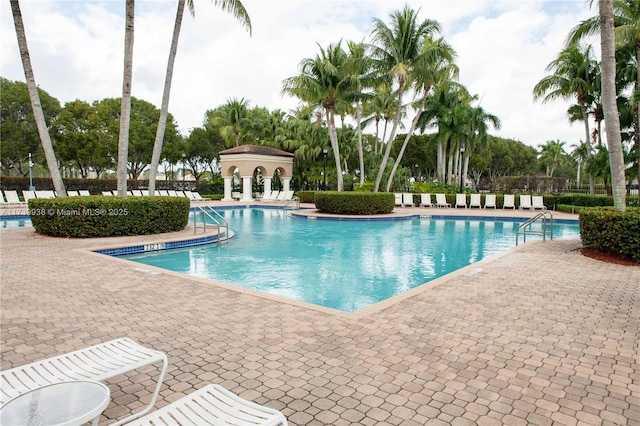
[52,100,99,178]
[0,78,60,176]
[10,0,66,195]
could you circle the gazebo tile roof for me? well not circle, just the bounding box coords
[220,145,294,158]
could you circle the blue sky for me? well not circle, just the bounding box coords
[1,0,595,148]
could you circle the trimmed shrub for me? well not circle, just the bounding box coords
[28,196,190,238]
[296,191,316,203]
[315,191,395,214]
[579,207,640,263]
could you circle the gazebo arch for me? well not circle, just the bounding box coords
[219,145,295,201]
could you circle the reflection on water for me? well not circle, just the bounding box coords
[124,209,580,312]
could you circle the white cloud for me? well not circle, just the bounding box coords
[0,0,595,148]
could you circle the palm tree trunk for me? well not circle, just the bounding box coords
[599,0,626,211]
[149,0,185,196]
[373,84,405,192]
[11,0,66,197]
[635,44,640,186]
[580,102,596,195]
[117,0,135,198]
[385,88,428,192]
[356,101,365,186]
[326,109,343,191]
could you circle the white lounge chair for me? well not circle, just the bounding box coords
[419,193,433,208]
[520,194,533,210]
[191,191,211,201]
[402,193,414,207]
[102,191,113,196]
[158,190,169,196]
[79,190,91,196]
[502,194,515,209]
[469,194,482,208]
[260,190,273,201]
[35,190,55,199]
[264,191,280,202]
[168,190,178,197]
[132,189,143,196]
[276,191,287,201]
[66,190,79,196]
[435,193,450,208]
[455,193,467,208]
[22,190,36,202]
[281,190,295,201]
[126,384,288,426]
[0,337,168,426]
[394,193,402,206]
[484,194,496,209]
[140,190,149,196]
[0,192,5,204]
[532,195,546,210]
[3,191,24,204]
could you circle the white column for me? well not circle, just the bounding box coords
[241,176,253,202]
[222,176,234,201]
[263,177,272,195]
[282,177,291,192]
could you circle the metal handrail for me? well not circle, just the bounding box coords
[282,196,300,211]
[193,206,229,244]
[516,211,554,245]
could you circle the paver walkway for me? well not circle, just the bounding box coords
[1,207,638,425]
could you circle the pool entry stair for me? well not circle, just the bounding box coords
[516,211,554,245]
[192,206,230,244]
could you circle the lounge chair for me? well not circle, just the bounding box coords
[132,189,143,196]
[402,193,414,207]
[532,195,546,210]
[168,190,178,197]
[35,190,55,199]
[79,190,91,196]
[276,191,287,201]
[0,337,168,426]
[126,384,288,426]
[484,194,496,209]
[66,190,79,196]
[455,193,467,208]
[394,193,402,206]
[191,191,211,201]
[140,190,149,196]
[0,192,5,204]
[260,190,273,201]
[158,190,169,196]
[502,194,515,209]
[419,193,433,208]
[102,191,113,196]
[435,193,450,208]
[264,191,280,202]
[281,190,295,201]
[469,194,482,208]
[3,191,24,204]
[22,190,36,202]
[520,194,533,210]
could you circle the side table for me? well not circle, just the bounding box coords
[0,380,110,426]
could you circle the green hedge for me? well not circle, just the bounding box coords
[28,196,190,238]
[315,191,395,214]
[296,191,316,203]
[579,207,640,263]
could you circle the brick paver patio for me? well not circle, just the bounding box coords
[1,206,638,425]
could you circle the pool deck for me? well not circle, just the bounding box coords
[1,201,638,425]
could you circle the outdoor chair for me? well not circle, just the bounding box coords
[502,194,515,209]
[419,193,433,208]
[532,196,546,210]
[520,194,533,210]
[484,194,496,209]
[435,193,450,208]
[469,194,482,208]
[455,193,467,208]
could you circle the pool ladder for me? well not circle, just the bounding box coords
[193,206,230,244]
[516,211,554,245]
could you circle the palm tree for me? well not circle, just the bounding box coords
[461,104,501,186]
[283,42,354,191]
[533,42,599,194]
[571,141,591,187]
[385,37,458,192]
[10,0,66,197]
[567,0,638,204]
[210,97,252,147]
[148,0,252,195]
[599,0,626,210]
[369,6,441,192]
[538,139,567,177]
[116,0,135,198]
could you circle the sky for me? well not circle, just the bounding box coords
[0,0,596,149]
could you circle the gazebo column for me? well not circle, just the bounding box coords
[263,177,272,195]
[222,176,234,201]
[241,176,253,202]
[282,177,292,192]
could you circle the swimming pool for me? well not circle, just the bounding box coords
[0,215,32,228]
[122,208,580,312]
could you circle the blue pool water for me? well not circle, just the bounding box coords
[0,216,32,228]
[123,208,580,312]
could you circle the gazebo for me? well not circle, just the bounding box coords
[219,145,295,202]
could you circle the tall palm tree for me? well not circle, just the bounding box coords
[10,0,66,197]
[148,0,252,195]
[538,139,567,177]
[461,104,501,186]
[385,37,458,192]
[116,0,135,198]
[571,141,591,187]
[533,42,599,194]
[599,0,626,210]
[567,0,639,199]
[210,97,252,147]
[369,6,441,192]
[283,42,354,191]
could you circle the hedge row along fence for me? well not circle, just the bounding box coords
[579,207,640,264]
[314,191,395,215]
[28,196,190,238]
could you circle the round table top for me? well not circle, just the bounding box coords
[0,380,110,426]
